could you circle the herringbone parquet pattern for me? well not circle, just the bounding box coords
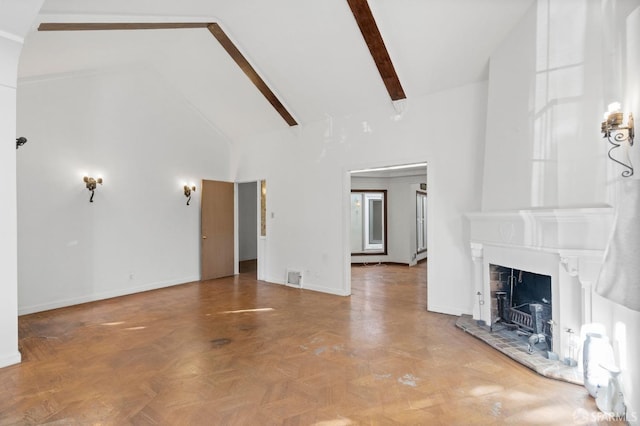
[0,262,601,425]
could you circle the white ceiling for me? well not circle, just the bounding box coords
[19,0,535,143]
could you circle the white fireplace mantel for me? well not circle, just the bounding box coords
[466,207,614,358]
[466,208,614,252]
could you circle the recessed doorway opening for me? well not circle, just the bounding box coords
[346,162,428,309]
[237,181,260,278]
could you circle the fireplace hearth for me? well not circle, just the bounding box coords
[455,315,582,384]
[490,265,553,355]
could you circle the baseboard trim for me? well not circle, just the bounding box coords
[0,351,22,368]
[18,276,200,315]
[350,261,410,266]
[427,304,470,317]
[301,282,350,297]
[265,276,350,297]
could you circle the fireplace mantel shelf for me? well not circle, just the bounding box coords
[466,207,614,253]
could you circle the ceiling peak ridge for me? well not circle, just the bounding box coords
[18,62,236,147]
[17,62,161,91]
[0,29,24,44]
[124,63,237,147]
[18,66,113,86]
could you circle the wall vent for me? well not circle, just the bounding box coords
[286,270,303,288]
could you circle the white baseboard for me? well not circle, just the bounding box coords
[266,276,286,286]
[427,303,471,317]
[0,351,21,368]
[302,282,350,297]
[265,276,349,297]
[18,276,200,315]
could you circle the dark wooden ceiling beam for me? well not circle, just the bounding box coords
[38,22,210,31]
[38,21,298,127]
[207,23,297,126]
[346,0,406,101]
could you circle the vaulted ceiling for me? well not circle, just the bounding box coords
[19,0,535,143]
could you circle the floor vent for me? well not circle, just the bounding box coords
[286,270,303,288]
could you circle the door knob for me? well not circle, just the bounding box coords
[202,235,207,239]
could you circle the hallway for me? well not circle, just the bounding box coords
[0,263,600,424]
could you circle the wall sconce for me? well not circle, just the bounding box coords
[83,176,103,202]
[184,184,196,205]
[601,102,635,177]
[16,137,27,149]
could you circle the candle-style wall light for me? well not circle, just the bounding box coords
[184,184,196,205]
[601,102,635,177]
[16,137,27,149]
[83,176,103,202]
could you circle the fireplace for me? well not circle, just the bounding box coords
[466,208,614,372]
[490,265,552,354]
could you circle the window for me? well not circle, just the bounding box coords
[351,190,387,255]
[416,191,427,253]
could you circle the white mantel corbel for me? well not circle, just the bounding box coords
[558,250,606,325]
[470,242,483,261]
[560,255,579,277]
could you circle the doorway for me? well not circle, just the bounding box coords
[238,181,259,277]
[347,162,428,308]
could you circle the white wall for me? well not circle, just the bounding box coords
[16,67,231,314]
[482,1,640,420]
[233,81,486,314]
[238,181,257,261]
[0,34,22,368]
[395,178,428,265]
[482,0,608,210]
[351,174,426,265]
[0,0,45,368]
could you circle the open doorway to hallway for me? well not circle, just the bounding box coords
[238,181,259,278]
[348,162,428,309]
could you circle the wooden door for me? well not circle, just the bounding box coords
[201,180,234,280]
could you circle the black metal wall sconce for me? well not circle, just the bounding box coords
[601,102,635,177]
[16,137,27,149]
[184,184,196,205]
[83,176,103,202]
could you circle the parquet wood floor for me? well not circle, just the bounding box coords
[1,262,605,425]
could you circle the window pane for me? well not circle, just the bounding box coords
[363,193,384,250]
[369,199,383,243]
[351,190,386,254]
